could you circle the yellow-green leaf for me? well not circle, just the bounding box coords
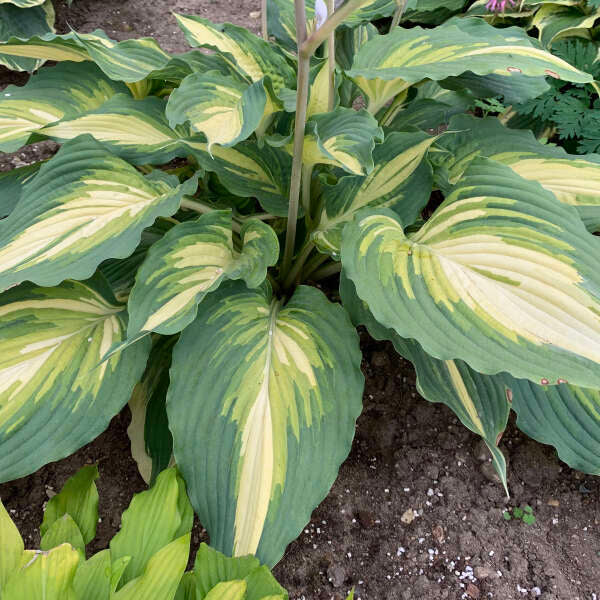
[0,499,24,593]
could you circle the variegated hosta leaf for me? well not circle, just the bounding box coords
[435,114,600,232]
[174,14,295,94]
[127,211,279,338]
[0,135,197,292]
[340,274,509,491]
[168,282,364,566]
[3,544,80,599]
[184,139,292,216]
[303,107,383,175]
[306,59,340,118]
[0,277,150,483]
[508,379,600,475]
[40,94,182,165]
[0,2,54,71]
[347,17,592,86]
[532,5,600,48]
[312,131,435,256]
[166,71,276,151]
[0,30,89,70]
[0,0,46,6]
[73,31,172,83]
[0,61,126,153]
[341,158,600,389]
[0,162,41,218]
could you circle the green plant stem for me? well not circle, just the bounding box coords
[301,163,314,224]
[327,0,336,111]
[311,261,342,281]
[239,212,277,221]
[283,241,315,289]
[180,198,214,214]
[301,0,364,58]
[389,0,407,31]
[301,251,330,279]
[262,0,268,39]
[280,0,310,281]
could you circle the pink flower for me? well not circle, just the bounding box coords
[486,0,516,12]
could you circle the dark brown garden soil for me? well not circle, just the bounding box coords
[1,1,599,599]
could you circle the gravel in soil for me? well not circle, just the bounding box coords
[1,1,599,599]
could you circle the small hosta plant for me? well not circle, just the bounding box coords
[0,466,289,599]
[0,0,599,571]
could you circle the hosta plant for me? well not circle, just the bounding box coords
[0,465,289,599]
[0,0,599,571]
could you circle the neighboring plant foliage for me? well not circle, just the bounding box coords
[0,466,291,599]
[0,0,599,577]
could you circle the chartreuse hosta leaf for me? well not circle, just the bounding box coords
[3,544,80,600]
[113,535,190,600]
[507,379,600,475]
[435,115,600,233]
[342,157,600,390]
[40,94,182,165]
[166,71,277,151]
[110,468,193,586]
[0,2,53,71]
[0,499,23,593]
[72,550,115,600]
[340,274,510,490]
[0,277,150,483]
[0,135,197,293]
[303,107,383,175]
[41,465,99,545]
[347,17,592,87]
[127,211,279,339]
[184,139,292,216]
[194,544,287,600]
[312,131,435,256]
[174,14,295,94]
[168,282,364,566]
[0,62,126,153]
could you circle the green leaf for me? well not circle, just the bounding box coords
[112,535,190,600]
[40,515,86,556]
[0,30,89,68]
[0,3,53,71]
[0,0,46,6]
[110,468,193,586]
[303,107,383,175]
[435,114,600,233]
[532,5,600,48]
[73,32,172,83]
[174,14,295,93]
[340,274,509,492]
[348,17,592,86]
[167,71,278,151]
[41,465,99,545]
[507,378,600,475]
[72,550,112,600]
[127,336,174,484]
[40,94,183,166]
[0,162,41,219]
[127,211,278,338]
[175,573,197,600]
[184,139,292,216]
[0,61,126,153]
[0,135,196,292]
[0,499,24,593]
[194,544,260,599]
[3,544,79,600]
[312,131,435,256]
[168,282,364,566]
[0,278,150,483]
[341,158,600,390]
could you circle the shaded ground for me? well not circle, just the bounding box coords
[0,1,599,599]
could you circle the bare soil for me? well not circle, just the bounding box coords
[0,1,599,599]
